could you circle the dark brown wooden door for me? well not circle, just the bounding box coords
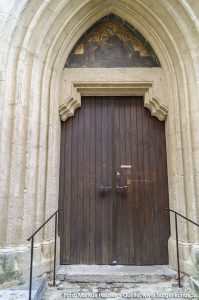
[59,96,170,265]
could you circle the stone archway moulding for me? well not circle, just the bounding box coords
[1,0,199,281]
[59,68,168,122]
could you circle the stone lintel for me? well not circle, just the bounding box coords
[60,80,168,122]
[60,68,168,122]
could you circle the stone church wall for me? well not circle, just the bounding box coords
[0,0,199,281]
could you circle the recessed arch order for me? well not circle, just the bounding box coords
[1,0,199,276]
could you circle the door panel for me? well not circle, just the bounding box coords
[112,97,170,264]
[59,96,170,265]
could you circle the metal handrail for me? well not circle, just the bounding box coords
[165,208,199,287]
[27,209,62,300]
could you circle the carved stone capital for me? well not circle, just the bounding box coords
[144,88,168,121]
[59,82,80,121]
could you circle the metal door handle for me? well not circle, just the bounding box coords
[116,185,128,192]
[99,186,112,193]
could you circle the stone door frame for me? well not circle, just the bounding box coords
[59,67,171,261]
[57,67,197,274]
[59,68,168,122]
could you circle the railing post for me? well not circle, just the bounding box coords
[174,212,181,287]
[29,237,34,300]
[27,209,61,297]
[53,212,58,287]
[166,208,199,287]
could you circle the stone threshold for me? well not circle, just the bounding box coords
[56,265,177,283]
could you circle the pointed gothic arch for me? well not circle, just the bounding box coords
[60,14,167,123]
[0,0,198,278]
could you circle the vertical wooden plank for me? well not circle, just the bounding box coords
[76,100,84,264]
[89,97,97,264]
[147,107,156,264]
[129,97,138,265]
[120,97,128,264]
[138,103,147,264]
[107,98,113,264]
[154,117,163,263]
[146,107,154,263]
[70,110,79,264]
[101,97,109,264]
[111,97,117,264]
[142,106,154,264]
[83,97,91,263]
[124,97,134,264]
[135,98,143,265]
[62,118,73,264]
[95,97,102,264]
[139,101,148,264]
[64,118,72,264]
[114,97,122,263]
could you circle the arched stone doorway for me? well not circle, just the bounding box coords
[58,15,170,266]
[47,2,199,274]
[0,0,199,278]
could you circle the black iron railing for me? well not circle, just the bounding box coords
[27,209,61,300]
[166,208,199,287]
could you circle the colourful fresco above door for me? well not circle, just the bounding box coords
[65,14,161,68]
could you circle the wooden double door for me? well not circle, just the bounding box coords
[59,96,170,265]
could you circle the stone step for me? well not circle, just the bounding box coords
[56,265,177,283]
[45,276,197,300]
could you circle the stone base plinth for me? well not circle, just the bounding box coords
[0,240,57,285]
